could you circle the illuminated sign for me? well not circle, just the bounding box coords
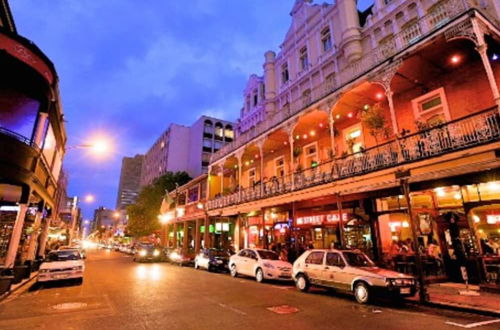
[486,215,499,225]
[296,213,348,226]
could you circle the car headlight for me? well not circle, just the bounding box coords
[170,252,180,260]
[139,250,147,257]
[263,262,275,269]
[153,250,160,257]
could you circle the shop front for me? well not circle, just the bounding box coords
[241,209,290,249]
[205,217,235,251]
[374,180,500,285]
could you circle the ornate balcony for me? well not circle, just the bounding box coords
[211,0,478,164]
[207,107,500,210]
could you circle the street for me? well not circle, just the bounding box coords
[0,250,498,330]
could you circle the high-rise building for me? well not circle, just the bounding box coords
[140,116,234,186]
[116,154,144,210]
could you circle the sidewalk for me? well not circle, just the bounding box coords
[408,283,500,316]
[0,271,38,302]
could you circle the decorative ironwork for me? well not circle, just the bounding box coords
[445,18,478,45]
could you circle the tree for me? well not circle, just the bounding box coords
[361,103,390,145]
[126,171,191,238]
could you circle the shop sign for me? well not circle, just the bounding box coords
[247,216,262,226]
[486,214,499,225]
[296,213,348,226]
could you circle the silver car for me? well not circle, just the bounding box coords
[292,249,416,304]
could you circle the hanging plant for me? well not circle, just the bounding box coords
[293,146,302,158]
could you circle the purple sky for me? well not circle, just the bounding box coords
[10,0,373,219]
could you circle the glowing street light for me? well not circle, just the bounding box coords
[84,194,95,203]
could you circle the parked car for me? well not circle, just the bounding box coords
[167,248,195,266]
[293,249,416,304]
[58,245,86,259]
[38,249,85,284]
[229,248,292,282]
[133,243,162,262]
[194,249,230,272]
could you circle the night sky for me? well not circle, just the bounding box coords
[10,0,373,219]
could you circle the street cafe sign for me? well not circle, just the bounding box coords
[296,213,349,226]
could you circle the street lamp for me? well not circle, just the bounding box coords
[84,194,95,203]
[66,136,113,157]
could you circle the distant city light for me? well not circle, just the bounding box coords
[492,53,499,61]
[450,55,461,64]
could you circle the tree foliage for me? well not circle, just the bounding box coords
[126,171,191,238]
[361,103,390,145]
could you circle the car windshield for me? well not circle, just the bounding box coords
[256,250,279,260]
[342,252,374,267]
[139,244,155,250]
[209,250,227,257]
[46,250,81,262]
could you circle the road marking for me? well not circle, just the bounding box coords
[271,285,293,290]
[445,319,500,328]
[204,297,247,316]
[267,305,300,315]
[52,302,88,310]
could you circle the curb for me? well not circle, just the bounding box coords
[0,272,38,303]
[406,298,500,318]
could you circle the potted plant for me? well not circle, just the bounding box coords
[361,103,390,146]
[0,269,14,295]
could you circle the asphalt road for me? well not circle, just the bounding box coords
[0,249,499,330]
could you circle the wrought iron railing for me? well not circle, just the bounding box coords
[207,107,500,210]
[0,126,38,149]
[211,0,476,164]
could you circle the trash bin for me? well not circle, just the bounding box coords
[12,265,29,284]
[0,275,14,295]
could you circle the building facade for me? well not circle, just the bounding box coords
[201,0,500,285]
[140,116,234,187]
[116,154,144,210]
[0,0,67,271]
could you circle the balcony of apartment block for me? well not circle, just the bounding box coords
[210,0,497,166]
[0,26,64,207]
[206,22,500,211]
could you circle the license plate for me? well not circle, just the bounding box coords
[54,274,69,279]
[400,287,411,294]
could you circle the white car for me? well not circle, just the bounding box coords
[229,248,292,282]
[293,249,416,304]
[38,249,85,284]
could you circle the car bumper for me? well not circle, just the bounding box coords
[373,285,417,297]
[209,262,228,271]
[37,271,83,282]
[264,269,293,281]
[135,256,161,262]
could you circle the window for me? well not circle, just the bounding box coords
[411,87,450,127]
[225,125,234,139]
[215,123,223,137]
[203,139,212,149]
[214,141,223,151]
[188,186,199,203]
[343,124,364,154]
[203,120,213,134]
[281,63,289,84]
[246,250,258,260]
[326,253,345,267]
[303,142,318,168]
[248,168,256,187]
[200,181,207,200]
[275,156,285,177]
[305,251,324,265]
[321,27,332,52]
[177,192,186,206]
[299,46,308,71]
[253,89,258,106]
[238,250,248,257]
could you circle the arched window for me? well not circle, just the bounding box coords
[204,120,213,134]
[215,122,223,138]
[225,125,234,139]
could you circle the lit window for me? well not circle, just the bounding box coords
[303,142,318,168]
[411,87,450,128]
[275,156,285,177]
[344,124,364,154]
[248,168,256,187]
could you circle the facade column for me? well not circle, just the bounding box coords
[236,151,243,201]
[289,135,295,190]
[33,112,48,146]
[182,221,188,253]
[37,217,51,258]
[26,210,43,261]
[203,215,209,248]
[173,223,178,248]
[5,204,28,268]
[220,165,224,196]
[207,165,212,200]
[471,18,500,113]
[234,214,241,252]
[328,112,336,159]
[336,195,345,249]
[257,140,265,196]
[386,89,399,136]
[401,178,427,303]
[194,218,201,252]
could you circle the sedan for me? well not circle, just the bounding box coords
[133,244,162,262]
[38,249,85,284]
[194,249,230,272]
[229,248,292,282]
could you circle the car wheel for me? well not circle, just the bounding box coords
[354,282,370,304]
[255,268,264,283]
[295,274,309,292]
[230,264,238,277]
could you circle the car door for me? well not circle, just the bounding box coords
[303,251,325,285]
[234,249,249,275]
[324,252,348,290]
[245,250,259,276]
